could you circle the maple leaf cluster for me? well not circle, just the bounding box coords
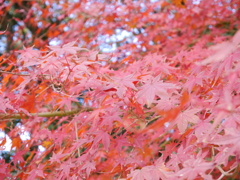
[0,0,240,179]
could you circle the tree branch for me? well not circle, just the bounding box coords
[0,107,93,120]
[0,70,30,76]
[0,70,51,78]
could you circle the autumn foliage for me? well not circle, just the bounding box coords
[0,0,240,179]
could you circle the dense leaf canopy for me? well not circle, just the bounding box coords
[0,0,240,179]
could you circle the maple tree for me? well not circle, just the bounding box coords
[0,0,240,179]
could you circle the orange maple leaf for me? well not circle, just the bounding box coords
[11,135,22,150]
[172,0,186,8]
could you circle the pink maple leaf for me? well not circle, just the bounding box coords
[200,30,240,65]
[213,145,236,167]
[49,150,69,164]
[176,151,214,180]
[92,130,111,151]
[136,75,177,107]
[101,108,122,129]
[48,40,88,56]
[184,72,205,93]
[128,157,173,180]
[195,121,212,140]
[12,150,26,165]
[87,50,109,61]
[127,169,150,180]
[144,53,175,74]
[40,55,62,75]
[73,61,91,76]
[81,161,96,177]
[0,159,10,178]
[59,160,75,176]
[111,73,137,98]
[27,164,45,180]
[132,134,146,150]
[0,95,14,113]
[154,95,179,111]
[115,134,131,153]
[17,46,41,66]
[71,138,92,150]
[175,108,200,133]
[167,145,191,170]
[154,157,174,180]
[57,96,79,111]
[210,128,240,148]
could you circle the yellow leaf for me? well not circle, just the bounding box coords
[42,140,52,148]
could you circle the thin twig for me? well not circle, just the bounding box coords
[217,165,233,179]
[75,122,81,157]
[36,86,50,97]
